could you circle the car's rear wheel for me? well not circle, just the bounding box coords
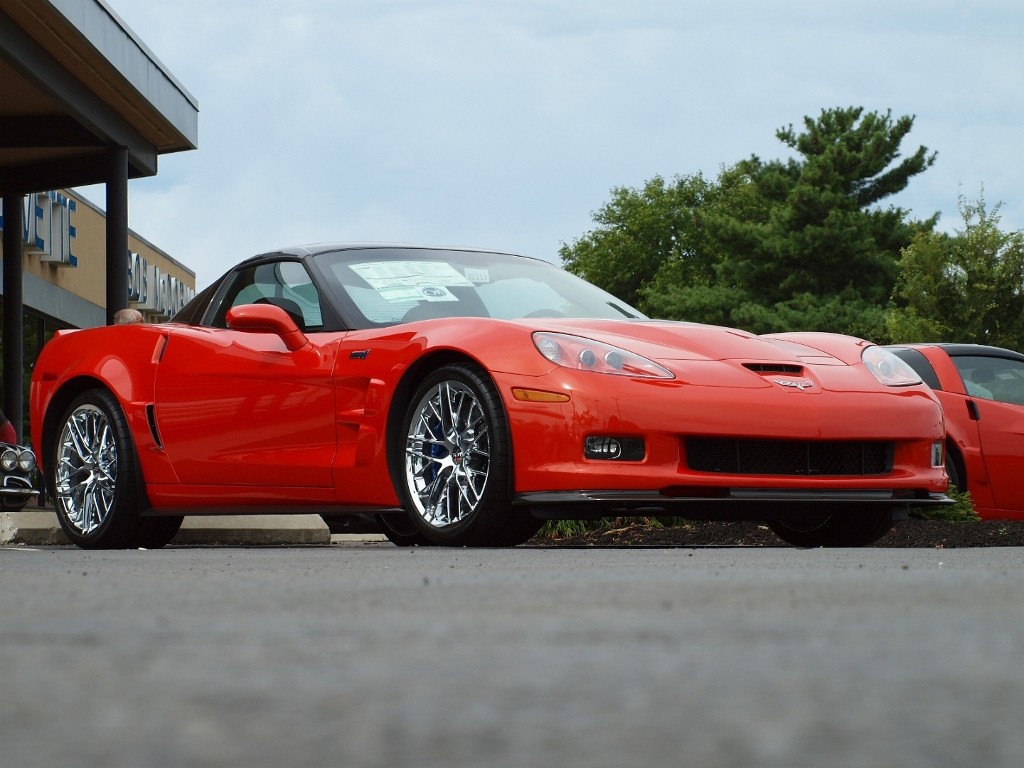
[767,508,893,547]
[374,512,432,546]
[133,516,184,549]
[51,389,181,549]
[394,363,542,547]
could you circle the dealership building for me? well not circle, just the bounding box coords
[0,0,198,440]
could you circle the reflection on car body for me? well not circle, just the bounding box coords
[31,243,950,549]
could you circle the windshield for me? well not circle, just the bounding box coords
[313,247,646,328]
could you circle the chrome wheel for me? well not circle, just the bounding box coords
[49,389,179,549]
[55,403,118,535]
[394,363,542,546]
[404,379,491,527]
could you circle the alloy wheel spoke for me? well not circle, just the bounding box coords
[424,467,456,521]
[66,417,92,457]
[56,405,118,535]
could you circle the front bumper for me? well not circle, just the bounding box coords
[0,483,39,511]
[497,367,948,497]
[519,488,953,521]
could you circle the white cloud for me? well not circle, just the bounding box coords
[83,0,1024,289]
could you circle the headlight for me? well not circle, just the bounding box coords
[533,332,674,379]
[0,448,17,472]
[1,447,35,473]
[18,449,36,473]
[862,346,922,386]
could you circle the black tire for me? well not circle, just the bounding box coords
[321,513,385,535]
[134,516,184,549]
[767,507,894,548]
[945,450,963,493]
[50,389,174,549]
[394,363,542,547]
[374,512,433,547]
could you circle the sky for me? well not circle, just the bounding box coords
[78,0,1024,290]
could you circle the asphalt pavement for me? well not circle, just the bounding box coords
[2,543,1023,768]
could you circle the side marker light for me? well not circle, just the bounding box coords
[512,388,571,403]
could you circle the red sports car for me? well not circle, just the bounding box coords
[31,244,949,549]
[887,343,1024,520]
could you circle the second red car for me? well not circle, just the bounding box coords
[888,343,1024,520]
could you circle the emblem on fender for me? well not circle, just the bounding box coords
[773,378,815,391]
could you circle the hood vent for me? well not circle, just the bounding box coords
[743,363,804,375]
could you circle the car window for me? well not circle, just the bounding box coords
[171,282,219,325]
[952,355,1024,405]
[212,260,324,331]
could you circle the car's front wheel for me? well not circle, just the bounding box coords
[393,363,541,547]
[767,508,894,547]
[51,389,181,549]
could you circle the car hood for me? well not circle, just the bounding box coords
[519,319,866,367]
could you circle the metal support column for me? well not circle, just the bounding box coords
[105,147,129,325]
[2,192,25,441]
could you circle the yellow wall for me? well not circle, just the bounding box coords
[10,189,195,319]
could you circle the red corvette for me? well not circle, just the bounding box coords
[888,343,1024,520]
[31,244,949,549]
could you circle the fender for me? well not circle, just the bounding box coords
[31,325,179,484]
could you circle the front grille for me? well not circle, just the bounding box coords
[686,438,893,476]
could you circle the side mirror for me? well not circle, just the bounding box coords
[226,304,310,352]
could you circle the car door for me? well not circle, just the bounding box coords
[950,354,1024,513]
[153,259,340,490]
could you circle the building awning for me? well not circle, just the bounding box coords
[0,0,198,193]
[0,0,198,441]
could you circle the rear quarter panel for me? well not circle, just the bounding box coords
[30,325,177,483]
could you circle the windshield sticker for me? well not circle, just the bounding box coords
[351,261,471,302]
[464,268,490,283]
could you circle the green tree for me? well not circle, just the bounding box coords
[559,173,725,312]
[564,107,937,338]
[709,107,936,315]
[887,194,1024,348]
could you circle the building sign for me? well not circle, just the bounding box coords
[0,191,78,266]
[128,251,195,319]
[3,191,195,321]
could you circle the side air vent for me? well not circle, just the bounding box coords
[146,404,163,449]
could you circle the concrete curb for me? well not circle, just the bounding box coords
[172,515,333,546]
[0,509,334,547]
[0,510,70,546]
